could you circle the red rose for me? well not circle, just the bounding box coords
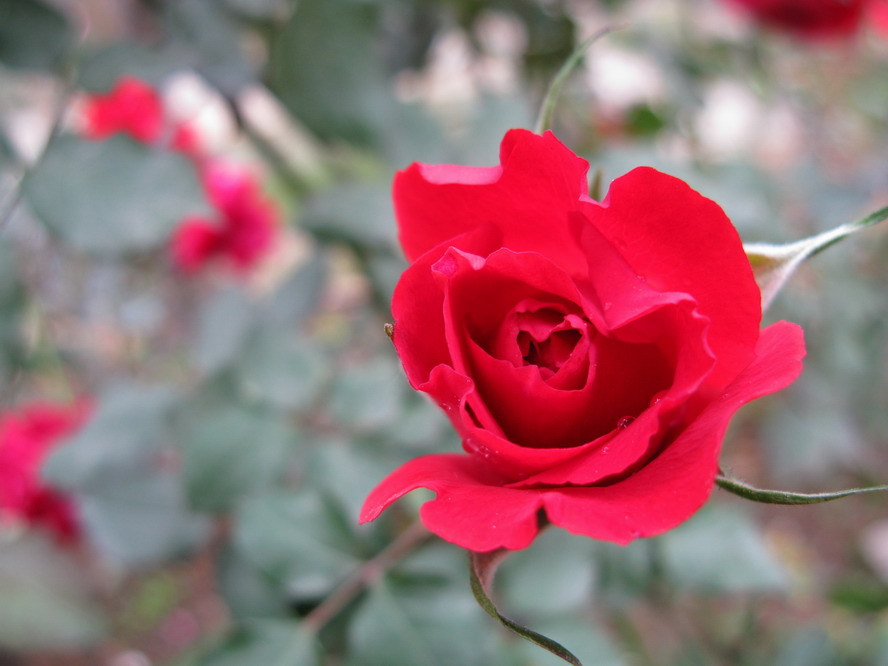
[0,401,90,544]
[360,130,805,552]
[723,0,867,40]
[171,161,278,274]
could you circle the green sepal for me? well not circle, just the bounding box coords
[469,549,583,666]
[716,474,888,505]
[745,204,888,310]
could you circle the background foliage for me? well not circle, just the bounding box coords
[1,0,887,664]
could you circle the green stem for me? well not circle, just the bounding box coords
[534,24,627,135]
[716,474,888,505]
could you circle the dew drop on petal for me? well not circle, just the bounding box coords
[617,416,635,429]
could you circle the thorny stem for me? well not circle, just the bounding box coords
[302,520,434,634]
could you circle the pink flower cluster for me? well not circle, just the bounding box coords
[81,77,278,274]
[0,402,90,543]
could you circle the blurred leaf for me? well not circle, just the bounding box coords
[78,43,188,91]
[193,287,258,375]
[163,0,257,95]
[497,529,595,616]
[301,182,396,251]
[236,328,326,410]
[78,468,210,568]
[773,627,843,666]
[659,504,786,593]
[178,405,295,512]
[223,0,292,20]
[744,204,888,310]
[198,620,320,666]
[24,135,207,255]
[44,385,179,489]
[0,0,72,71]
[348,545,496,666]
[469,549,582,666]
[43,385,210,567]
[268,0,391,146]
[329,356,405,432]
[216,546,291,620]
[263,252,327,324]
[235,491,363,599]
[716,474,888,505]
[0,533,105,650]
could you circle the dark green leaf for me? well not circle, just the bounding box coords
[716,474,888,505]
[348,545,496,666]
[470,549,583,666]
[267,0,392,146]
[235,491,363,599]
[192,287,258,375]
[659,504,786,593]
[0,0,72,71]
[198,620,320,666]
[236,328,326,411]
[178,406,295,512]
[24,135,208,255]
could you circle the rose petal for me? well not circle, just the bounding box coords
[543,320,806,544]
[394,129,591,274]
[583,168,761,388]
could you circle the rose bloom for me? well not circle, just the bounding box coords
[171,161,279,273]
[81,76,200,153]
[723,0,867,39]
[361,130,805,552]
[0,402,89,543]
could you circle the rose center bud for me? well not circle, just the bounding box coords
[517,328,582,379]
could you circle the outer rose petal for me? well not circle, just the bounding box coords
[394,129,591,273]
[360,321,805,551]
[585,168,761,388]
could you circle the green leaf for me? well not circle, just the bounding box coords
[0,0,72,71]
[534,24,625,135]
[301,182,396,251]
[215,545,291,621]
[0,533,106,650]
[328,356,405,432]
[192,287,258,375]
[716,474,888,505]
[659,503,786,593]
[744,204,888,310]
[236,328,326,411]
[267,0,392,146]
[470,549,584,666]
[347,545,497,666]
[234,491,363,599]
[24,135,207,255]
[42,385,210,567]
[178,406,295,512]
[198,620,320,666]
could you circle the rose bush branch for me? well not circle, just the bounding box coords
[716,474,888,505]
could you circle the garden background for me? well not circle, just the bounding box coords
[1,0,888,664]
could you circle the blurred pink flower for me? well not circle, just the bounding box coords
[0,401,91,544]
[171,162,279,274]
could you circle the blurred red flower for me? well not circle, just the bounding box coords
[81,76,202,155]
[723,0,867,40]
[171,162,279,273]
[0,402,90,544]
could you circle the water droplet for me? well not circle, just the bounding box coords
[617,416,635,429]
[601,446,610,454]
[603,301,613,311]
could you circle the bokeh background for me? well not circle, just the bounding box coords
[1,0,888,664]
